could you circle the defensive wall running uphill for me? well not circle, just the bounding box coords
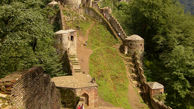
[0,0,172,109]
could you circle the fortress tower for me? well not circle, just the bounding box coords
[124,34,144,57]
[55,29,77,55]
[57,0,92,8]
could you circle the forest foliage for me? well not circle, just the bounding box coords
[0,0,64,77]
[100,0,194,108]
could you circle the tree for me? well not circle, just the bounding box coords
[126,0,194,108]
[0,1,63,77]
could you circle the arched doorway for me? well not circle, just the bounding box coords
[81,93,89,106]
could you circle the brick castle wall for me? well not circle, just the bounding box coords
[0,67,61,109]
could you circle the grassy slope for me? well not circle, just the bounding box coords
[64,8,131,108]
[88,23,131,109]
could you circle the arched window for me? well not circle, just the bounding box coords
[71,36,74,41]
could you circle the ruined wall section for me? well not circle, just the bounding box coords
[0,67,61,109]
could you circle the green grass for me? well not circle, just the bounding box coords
[67,12,131,109]
[77,20,92,36]
[63,8,92,36]
[88,22,131,109]
[63,7,90,30]
[88,23,118,49]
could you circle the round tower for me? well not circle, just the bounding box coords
[124,34,144,57]
[63,0,82,8]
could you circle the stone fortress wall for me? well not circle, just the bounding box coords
[0,67,61,109]
[92,1,127,41]
[89,1,172,109]
[132,55,172,109]
[0,0,172,109]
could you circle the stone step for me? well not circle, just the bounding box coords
[72,63,79,65]
[69,55,76,58]
[70,60,78,63]
[74,69,81,72]
[70,59,79,62]
[69,58,79,61]
[75,71,81,73]
[71,61,79,64]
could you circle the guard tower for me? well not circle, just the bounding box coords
[57,0,82,8]
[55,29,77,55]
[124,34,144,57]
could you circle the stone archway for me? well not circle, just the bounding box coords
[81,93,89,106]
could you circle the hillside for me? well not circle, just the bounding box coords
[68,14,131,108]
[1,0,193,109]
[99,0,194,108]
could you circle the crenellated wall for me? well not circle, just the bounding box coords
[92,1,128,41]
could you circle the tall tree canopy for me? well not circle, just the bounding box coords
[129,0,194,108]
[0,0,63,77]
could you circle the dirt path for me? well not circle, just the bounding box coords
[114,44,149,109]
[77,22,124,109]
[127,78,148,109]
[77,22,94,74]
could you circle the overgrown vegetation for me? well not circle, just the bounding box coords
[88,22,131,109]
[0,0,64,77]
[100,0,194,108]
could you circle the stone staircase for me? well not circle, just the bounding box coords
[108,15,127,40]
[68,54,81,74]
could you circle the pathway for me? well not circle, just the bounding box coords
[77,22,148,109]
[114,44,149,109]
[76,22,123,109]
[77,22,94,74]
